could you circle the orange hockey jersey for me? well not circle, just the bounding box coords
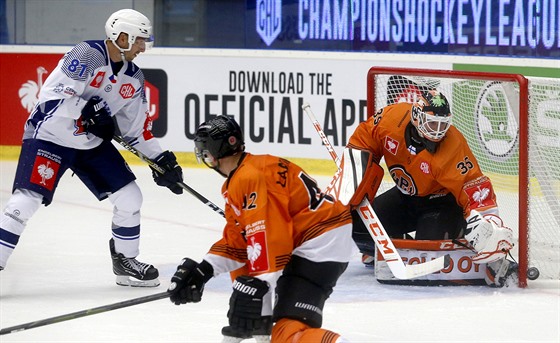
[348,102,498,218]
[205,153,353,277]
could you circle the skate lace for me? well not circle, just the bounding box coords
[123,257,151,274]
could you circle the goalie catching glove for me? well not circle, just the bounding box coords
[151,151,184,194]
[464,210,514,264]
[167,258,213,305]
[81,96,115,141]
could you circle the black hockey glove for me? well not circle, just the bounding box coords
[168,258,213,305]
[151,151,183,194]
[222,276,271,338]
[81,96,114,141]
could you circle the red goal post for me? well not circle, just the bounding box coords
[366,66,560,287]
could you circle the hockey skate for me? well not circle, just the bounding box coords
[109,239,160,287]
[361,253,375,268]
[485,259,518,288]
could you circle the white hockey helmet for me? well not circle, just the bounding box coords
[105,9,153,51]
[411,90,452,142]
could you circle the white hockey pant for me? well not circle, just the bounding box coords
[108,181,143,258]
[0,189,43,268]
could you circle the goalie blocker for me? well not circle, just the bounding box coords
[374,239,517,287]
[326,147,384,207]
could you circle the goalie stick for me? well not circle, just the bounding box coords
[302,103,450,279]
[112,135,225,218]
[0,291,169,335]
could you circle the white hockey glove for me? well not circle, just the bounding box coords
[464,210,514,264]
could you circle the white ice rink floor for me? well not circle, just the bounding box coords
[1,160,559,342]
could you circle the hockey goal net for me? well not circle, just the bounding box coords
[367,66,560,287]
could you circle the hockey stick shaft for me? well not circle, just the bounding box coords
[304,104,340,165]
[113,135,225,218]
[302,103,449,279]
[0,291,169,335]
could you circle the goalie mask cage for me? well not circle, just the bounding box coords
[367,66,560,288]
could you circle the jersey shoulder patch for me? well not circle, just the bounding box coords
[62,40,107,81]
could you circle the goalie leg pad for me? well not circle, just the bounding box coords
[338,147,384,207]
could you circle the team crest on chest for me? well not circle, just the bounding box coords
[389,165,417,196]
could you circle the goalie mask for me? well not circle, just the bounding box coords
[105,9,154,51]
[411,90,452,142]
[194,115,245,170]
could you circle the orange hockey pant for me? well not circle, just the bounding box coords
[271,318,340,343]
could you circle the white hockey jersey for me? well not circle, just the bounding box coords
[24,40,162,158]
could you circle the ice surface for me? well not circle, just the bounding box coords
[1,161,558,342]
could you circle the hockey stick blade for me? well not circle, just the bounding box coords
[112,135,225,218]
[303,102,450,279]
[391,254,451,279]
[0,291,170,335]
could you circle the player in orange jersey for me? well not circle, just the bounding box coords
[167,115,354,343]
[344,90,516,287]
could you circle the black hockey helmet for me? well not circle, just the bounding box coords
[411,89,452,142]
[194,115,245,167]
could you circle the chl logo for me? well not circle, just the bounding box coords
[119,83,135,99]
[256,0,282,46]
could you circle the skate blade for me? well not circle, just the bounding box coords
[115,275,160,287]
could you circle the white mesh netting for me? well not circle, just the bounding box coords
[369,69,560,281]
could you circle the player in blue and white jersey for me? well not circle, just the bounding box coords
[0,9,183,287]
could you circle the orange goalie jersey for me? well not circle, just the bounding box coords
[206,153,352,277]
[348,102,498,218]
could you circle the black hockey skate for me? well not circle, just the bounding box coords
[109,238,160,287]
[221,316,272,343]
